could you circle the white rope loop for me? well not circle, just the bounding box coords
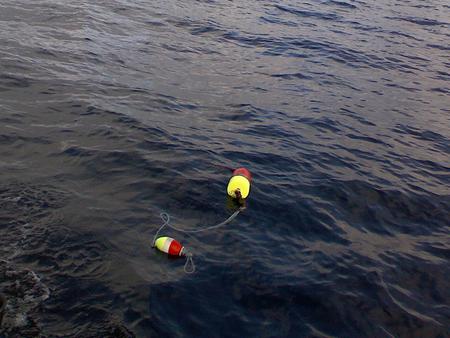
[184,252,195,274]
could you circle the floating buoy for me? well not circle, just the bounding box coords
[154,236,185,256]
[152,165,250,274]
[154,236,195,273]
[227,167,252,199]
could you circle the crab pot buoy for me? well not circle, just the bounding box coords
[155,236,185,256]
[227,167,252,199]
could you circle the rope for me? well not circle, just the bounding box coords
[152,208,243,247]
[152,207,244,274]
[184,252,195,274]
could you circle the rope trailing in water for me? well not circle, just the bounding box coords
[183,252,195,274]
[152,208,244,274]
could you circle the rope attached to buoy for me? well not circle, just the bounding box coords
[152,166,251,274]
[152,208,244,274]
[184,252,195,274]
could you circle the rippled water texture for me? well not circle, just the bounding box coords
[0,0,449,337]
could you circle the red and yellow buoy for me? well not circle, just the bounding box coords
[154,236,185,256]
[227,167,252,199]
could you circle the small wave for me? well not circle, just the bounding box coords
[275,4,341,21]
[326,0,357,9]
[387,16,449,27]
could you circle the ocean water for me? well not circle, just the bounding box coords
[0,0,449,337]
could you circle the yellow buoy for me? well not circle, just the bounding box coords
[227,167,251,199]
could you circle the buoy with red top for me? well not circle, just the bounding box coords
[227,167,252,199]
[154,236,185,256]
[152,166,251,273]
[154,236,194,273]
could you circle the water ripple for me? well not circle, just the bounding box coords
[1,0,449,336]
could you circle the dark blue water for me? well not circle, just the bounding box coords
[1,0,449,337]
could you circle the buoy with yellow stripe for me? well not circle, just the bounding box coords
[227,167,252,199]
[154,236,185,256]
[154,236,194,273]
[152,165,251,273]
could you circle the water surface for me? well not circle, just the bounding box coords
[0,0,449,337]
